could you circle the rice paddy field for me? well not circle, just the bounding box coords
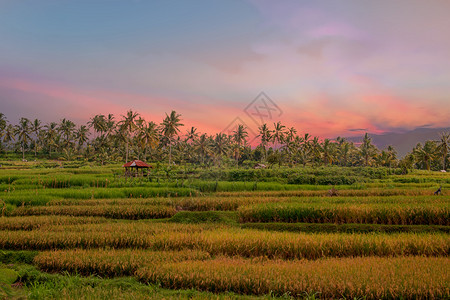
[0,163,449,299]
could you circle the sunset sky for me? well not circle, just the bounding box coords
[1,0,449,139]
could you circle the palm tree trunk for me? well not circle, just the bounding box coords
[169,142,172,166]
[22,143,25,161]
[125,140,129,163]
[262,143,266,162]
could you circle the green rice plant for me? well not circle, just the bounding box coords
[1,187,199,206]
[136,256,450,299]
[0,250,38,264]
[238,203,450,225]
[10,205,177,220]
[169,211,239,224]
[0,192,54,206]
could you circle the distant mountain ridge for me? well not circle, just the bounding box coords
[345,127,450,158]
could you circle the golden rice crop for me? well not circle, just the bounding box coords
[0,224,447,259]
[239,203,450,225]
[0,215,107,230]
[10,204,177,219]
[136,256,449,299]
[216,188,446,198]
[35,249,210,277]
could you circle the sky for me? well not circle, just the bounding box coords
[1,0,450,139]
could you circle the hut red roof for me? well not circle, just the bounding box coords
[122,160,151,168]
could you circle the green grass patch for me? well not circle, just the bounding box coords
[0,250,38,264]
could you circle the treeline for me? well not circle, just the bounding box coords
[0,111,448,171]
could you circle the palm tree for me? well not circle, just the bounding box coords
[359,133,378,166]
[194,133,210,165]
[233,124,248,164]
[271,121,286,149]
[286,127,297,143]
[161,110,183,165]
[436,132,450,170]
[58,118,76,151]
[413,141,437,171]
[44,122,58,157]
[139,121,159,159]
[2,124,15,151]
[212,133,229,166]
[75,125,90,151]
[104,114,116,138]
[310,137,322,165]
[118,110,139,163]
[0,113,8,152]
[31,119,42,158]
[386,145,397,168]
[321,139,336,165]
[0,113,6,135]
[15,117,31,160]
[88,114,106,138]
[257,123,271,161]
[185,127,198,143]
[284,136,300,166]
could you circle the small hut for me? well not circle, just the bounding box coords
[122,160,152,177]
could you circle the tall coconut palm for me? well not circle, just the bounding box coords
[359,133,378,166]
[118,110,139,163]
[233,124,248,164]
[161,110,183,165]
[321,139,336,165]
[212,133,229,166]
[286,127,297,143]
[414,141,437,171]
[58,119,76,151]
[44,122,58,157]
[436,132,450,170]
[271,121,286,149]
[88,114,106,138]
[257,123,271,161]
[185,127,198,143]
[337,140,352,166]
[0,113,6,135]
[386,145,397,168]
[2,124,15,150]
[284,135,300,166]
[75,125,90,151]
[194,133,210,165]
[139,121,159,159]
[15,117,31,160]
[104,114,116,138]
[0,113,8,151]
[310,137,322,164]
[31,119,42,158]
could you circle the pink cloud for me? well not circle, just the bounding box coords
[307,23,362,39]
[0,76,245,135]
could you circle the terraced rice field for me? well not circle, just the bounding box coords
[0,167,449,299]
